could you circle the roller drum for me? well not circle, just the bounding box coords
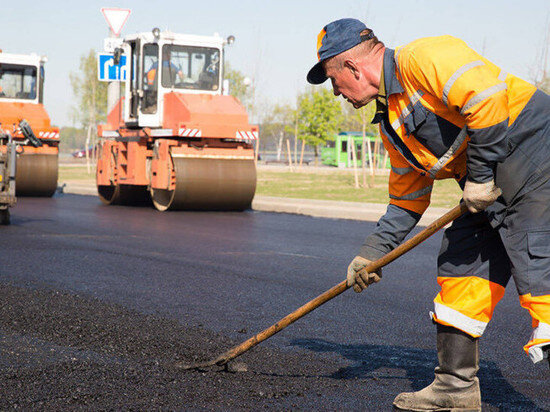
[97,184,118,205]
[15,153,58,197]
[98,184,151,206]
[151,156,256,211]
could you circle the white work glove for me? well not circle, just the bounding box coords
[346,256,382,293]
[462,179,502,213]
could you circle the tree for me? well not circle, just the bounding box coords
[341,101,377,135]
[260,103,296,159]
[70,49,108,171]
[341,102,381,185]
[224,62,254,112]
[297,87,343,164]
[536,76,550,94]
[69,49,108,128]
[59,126,87,152]
[531,18,550,93]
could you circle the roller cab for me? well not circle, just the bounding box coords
[0,51,59,197]
[97,29,257,211]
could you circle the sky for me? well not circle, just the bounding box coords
[1,0,549,127]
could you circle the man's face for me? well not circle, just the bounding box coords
[324,60,378,109]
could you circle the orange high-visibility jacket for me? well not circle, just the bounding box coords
[375,35,536,216]
[361,35,544,260]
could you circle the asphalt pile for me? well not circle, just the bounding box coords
[0,283,362,410]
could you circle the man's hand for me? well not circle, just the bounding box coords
[463,179,502,213]
[346,256,382,293]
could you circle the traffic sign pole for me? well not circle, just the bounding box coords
[107,29,119,115]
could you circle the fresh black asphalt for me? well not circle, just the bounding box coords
[0,194,548,410]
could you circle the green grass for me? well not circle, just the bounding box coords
[59,164,463,208]
[257,169,462,208]
[58,165,96,183]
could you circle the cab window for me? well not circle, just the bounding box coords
[0,64,37,100]
[161,45,220,91]
[142,43,159,114]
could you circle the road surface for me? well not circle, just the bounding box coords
[0,194,548,410]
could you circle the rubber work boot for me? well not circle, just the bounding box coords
[393,324,481,411]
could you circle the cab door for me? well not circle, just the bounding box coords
[138,42,160,127]
[124,39,140,126]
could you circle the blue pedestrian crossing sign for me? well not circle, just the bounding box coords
[97,53,127,82]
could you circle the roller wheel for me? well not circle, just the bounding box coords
[150,155,256,211]
[98,184,151,206]
[98,184,120,205]
[15,153,58,197]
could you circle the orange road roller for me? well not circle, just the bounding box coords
[97,29,257,211]
[0,51,59,197]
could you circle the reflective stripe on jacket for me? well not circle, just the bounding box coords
[374,36,537,215]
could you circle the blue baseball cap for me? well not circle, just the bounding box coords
[307,18,373,85]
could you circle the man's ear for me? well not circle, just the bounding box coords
[344,59,361,80]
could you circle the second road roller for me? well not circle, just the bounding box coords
[96,28,257,211]
[0,50,59,197]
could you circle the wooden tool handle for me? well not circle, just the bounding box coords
[364,202,468,273]
[179,203,468,370]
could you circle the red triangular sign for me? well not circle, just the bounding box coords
[101,7,131,36]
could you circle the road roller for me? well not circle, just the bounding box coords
[0,132,17,224]
[96,29,257,211]
[0,51,59,197]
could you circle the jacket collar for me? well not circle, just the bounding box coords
[372,48,404,124]
[384,48,404,96]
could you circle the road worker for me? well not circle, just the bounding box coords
[307,18,550,411]
[142,50,184,113]
[145,50,184,87]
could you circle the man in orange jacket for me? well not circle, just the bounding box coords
[307,18,550,411]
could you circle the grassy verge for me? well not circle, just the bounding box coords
[256,168,462,208]
[59,164,462,208]
[58,165,96,183]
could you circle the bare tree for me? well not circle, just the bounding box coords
[70,49,108,172]
[531,14,550,93]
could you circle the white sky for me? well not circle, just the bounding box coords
[1,0,548,127]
